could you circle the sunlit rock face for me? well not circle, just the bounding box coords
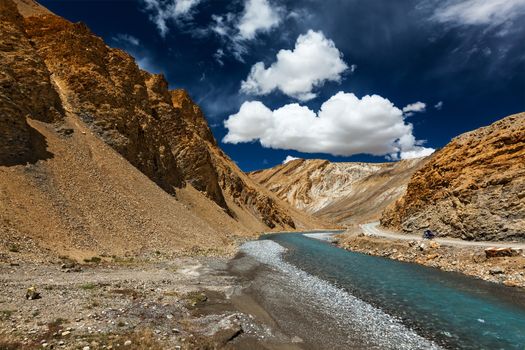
[10,0,296,230]
[382,113,525,241]
[250,157,427,225]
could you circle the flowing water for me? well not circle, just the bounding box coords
[236,232,525,349]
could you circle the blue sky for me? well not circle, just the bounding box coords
[40,0,525,171]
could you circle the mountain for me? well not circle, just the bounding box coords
[381,113,525,241]
[0,0,323,259]
[249,158,427,226]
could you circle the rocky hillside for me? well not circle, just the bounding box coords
[250,158,427,225]
[0,0,323,259]
[381,113,525,241]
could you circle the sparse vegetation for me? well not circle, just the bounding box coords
[80,282,97,290]
[83,256,102,264]
[7,244,19,253]
[0,310,14,321]
[184,291,208,307]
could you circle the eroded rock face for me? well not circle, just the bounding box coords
[250,158,427,225]
[0,0,63,165]
[381,113,525,241]
[2,0,295,229]
[23,14,183,193]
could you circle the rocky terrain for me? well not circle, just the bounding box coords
[0,0,325,262]
[337,227,525,288]
[250,158,427,226]
[382,113,525,241]
[0,256,301,350]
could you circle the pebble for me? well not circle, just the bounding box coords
[124,340,132,346]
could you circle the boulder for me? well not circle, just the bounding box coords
[484,247,522,258]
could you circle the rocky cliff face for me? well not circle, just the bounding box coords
[250,158,427,225]
[13,3,298,229]
[0,0,317,259]
[0,0,62,165]
[381,113,525,241]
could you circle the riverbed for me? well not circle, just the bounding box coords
[229,232,525,349]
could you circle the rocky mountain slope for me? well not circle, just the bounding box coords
[250,158,427,225]
[381,113,525,241]
[0,0,323,259]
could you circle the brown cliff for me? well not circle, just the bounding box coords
[0,0,323,259]
[250,158,427,226]
[381,113,525,241]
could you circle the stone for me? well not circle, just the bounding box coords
[25,286,41,300]
[485,247,514,258]
[489,267,505,275]
[124,340,132,346]
[429,241,440,249]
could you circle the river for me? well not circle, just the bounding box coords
[229,232,525,349]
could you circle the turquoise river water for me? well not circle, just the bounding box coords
[258,232,525,349]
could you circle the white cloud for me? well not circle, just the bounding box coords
[112,34,140,46]
[432,0,525,27]
[214,48,225,66]
[142,0,203,37]
[237,0,282,40]
[283,155,300,164]
[223,92,434,160]
[241,30,349,101]
[402,101,426,116]
[210,0,283,62]
[434,101,444,110]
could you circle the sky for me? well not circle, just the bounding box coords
[40,0,525,171]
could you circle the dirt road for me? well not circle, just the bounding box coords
[361,222,525,249]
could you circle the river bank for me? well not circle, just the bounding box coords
[336,227,525,289]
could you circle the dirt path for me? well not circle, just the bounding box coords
[361,222,525,249]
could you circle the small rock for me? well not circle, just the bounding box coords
[26,286,41,300]
[489,267,505,275]
[61,331,70,336]
[485,247,517,258]
[124,340,132,346]
[429,241,440,249]
[83,347,90,350]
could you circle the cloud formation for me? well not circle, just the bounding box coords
[434,101,444,110]
[432,0,525,27]
[237,0,282,40]
[241,30,349,101]
[211,0,283,61]
[223,92,434,160]
[142,0,202,37]
[112,34,140,46]
[402,101,426,116]
[283,155,300,164]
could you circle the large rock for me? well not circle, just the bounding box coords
[382,113,525,241]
